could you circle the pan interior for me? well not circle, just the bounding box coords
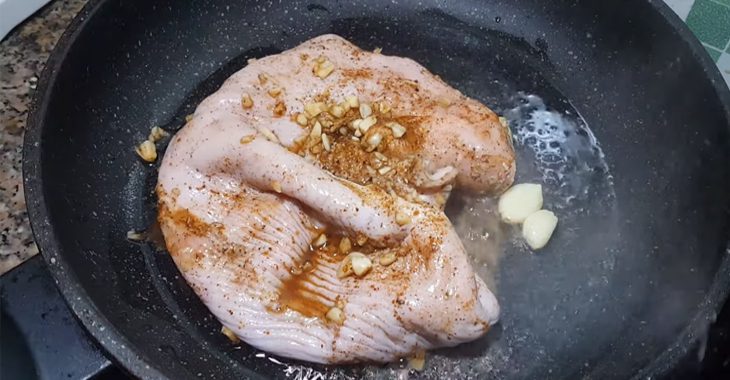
[33,0,729,379]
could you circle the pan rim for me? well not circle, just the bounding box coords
[21,0,730,379]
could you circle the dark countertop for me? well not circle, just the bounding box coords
[0,0,87,275]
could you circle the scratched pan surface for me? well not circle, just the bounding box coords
[23,0,730,379]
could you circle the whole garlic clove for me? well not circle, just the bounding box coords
[498,183,543,224]
[522,210,558,250]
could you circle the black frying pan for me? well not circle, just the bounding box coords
[23,0,730,379]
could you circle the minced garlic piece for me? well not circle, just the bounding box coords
[378,166,392,175]
[304,102,326,118]
[337,252,372,278]
[273,101,286,117]
[386,121,406,138]
[329,104,345,118]
[268,87,282,97]
[365,133,382,152]
[321,133,331,152]
[358,115,377,132]
[395,210,411,226]
[240,135,255,144]
[310,121,322,141]
[295,113,308,126]
[313,56,335,78]
[135,140,157,162]
[345,95,359,109]
[126,230,144,241]
[379,252,397,266]
[257,73,268,85]
[259,128,279,143]
[271,180,282,193]
[241,93,254,109]
[359,103,372,118]
[326,307,345,324]
[408,350,426,371]
[148,126,169,143]
[221,326,240,344]
[351,254,372,276]
[313,233,327,248]
[339,237,352,254]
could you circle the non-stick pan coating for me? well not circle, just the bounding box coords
[23,0,730,379]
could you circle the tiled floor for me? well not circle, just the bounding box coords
[667,0,730,87]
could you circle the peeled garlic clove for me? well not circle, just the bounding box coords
[522,210,558,250]
[498,183,543,224]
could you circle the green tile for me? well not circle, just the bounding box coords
[727,43,730,54]
[703,44,723,62]
[713,0,730,8]
[686,0,730,49]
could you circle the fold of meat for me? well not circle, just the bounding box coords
[157,34,508,364]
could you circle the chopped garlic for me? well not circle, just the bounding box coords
[304,102,326,118]
[273,101,286,117]
[126,230,144,241]
[408,351,426,371]
[268,87,282,97]
[358,116,377,132]
[359,103,372,118]
[313,57,335,78]
[330,104,345,118]
[313,233,327,248]
[295,113,308,126]
[378,102,391,114]
[271,180,282,193]
[345,95,359,109]
[379,252,397,266]
[148,126,169,143]
[241,93,254,109]
[326,307,345,324]
[257,73,268,85]
[378,166,392,175]
[337,252,371,278]
[221,326,240,344]
[135,140,157,162]
[240,135,255,144]
[321,133,331,152]
[339,237,352,254]
[259,128,279,143]
[366,133,382,151]
[522,210,558,250]
[310,121,322,141]
[386,122,406,138]
[395,210,411,226]
[350,253,372,276]
[498,183,543,224]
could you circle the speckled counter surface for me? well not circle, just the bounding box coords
[0,0,87,275]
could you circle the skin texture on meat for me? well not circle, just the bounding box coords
[157,34,510,364]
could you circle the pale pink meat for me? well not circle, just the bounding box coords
[156,34,511,363]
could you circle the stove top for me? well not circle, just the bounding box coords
[1,256,728,379]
